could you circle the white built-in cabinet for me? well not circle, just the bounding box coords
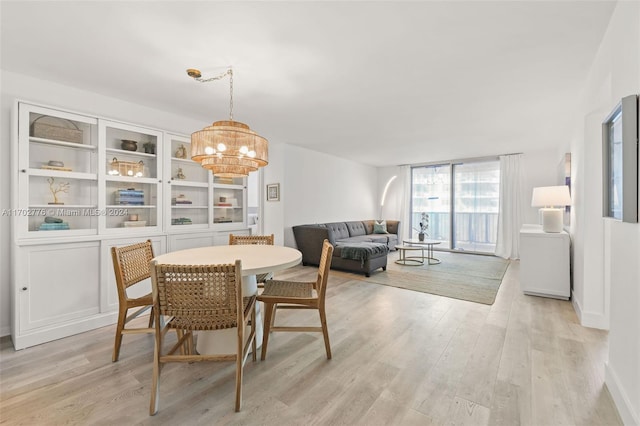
[519,225,571,300]
[11,101,250,350]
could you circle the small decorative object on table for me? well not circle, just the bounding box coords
[47,177,69,205]
[175,144,187,159]
[417,212,429,241]
[120,139,138,151]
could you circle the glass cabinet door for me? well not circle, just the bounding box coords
[213,176,246,228]
[99,120,163,233]
[166,135,211,230]
[17,103,99,237]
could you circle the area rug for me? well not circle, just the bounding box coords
[358,253,510,305]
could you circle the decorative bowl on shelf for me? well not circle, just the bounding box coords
[48,160,65,167]
[121,140,138,151]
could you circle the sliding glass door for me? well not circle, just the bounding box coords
[411,159,500,254]
[411,165,451,248]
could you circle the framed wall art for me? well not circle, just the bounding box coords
[267,183,280,202]
[602,94,638,223]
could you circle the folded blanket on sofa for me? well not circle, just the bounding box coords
[339,242,389,266]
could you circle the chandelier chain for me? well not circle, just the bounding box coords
[229,69,233,121]
[191,68,234,120]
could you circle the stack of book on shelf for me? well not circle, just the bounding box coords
[215,197,237,207]
[214,217,233,223]
[115,189,144,205]
[39,216,70,230]
[172,217,193,225]
[172,194,192,205]
[39,222,70,230]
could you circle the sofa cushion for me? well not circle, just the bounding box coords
[368,234,390,244]
[336,235,373,244]
[325,222,350,240]
[345,221,367,237]
[373,220,388,234]
[338,242,389,266]
[363,219,400,236]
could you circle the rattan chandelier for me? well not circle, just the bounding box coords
[187,68,268,177]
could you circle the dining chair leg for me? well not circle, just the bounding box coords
[261,302,275,360]
[270,303,278,327]
[235,332,243,412]
[112,307,127,362]
[149,337,161,415]
[251,308,257,362]
[148,307,155,328]
[186,331,195,355]
[319,306,332,360]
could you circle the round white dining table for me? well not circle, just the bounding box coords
[153,244,302,354]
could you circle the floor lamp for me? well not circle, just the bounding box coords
[531,185,571,233]
[379,175,397,220]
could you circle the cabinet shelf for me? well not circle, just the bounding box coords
[171,157,197,164]
[106,204,156,209]
[28,168,98,180]
[170,180,209,188]
[29,204,98,209]
[105,176,158,185]
[30,137,97,150]
[172,205,208,209]
[213,184,245,190]
[106,148,157,159]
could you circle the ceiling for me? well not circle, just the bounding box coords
[1,1,616,167]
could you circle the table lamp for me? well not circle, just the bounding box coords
[531,185,571,233]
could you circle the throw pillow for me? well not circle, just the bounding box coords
[373,220,388,234]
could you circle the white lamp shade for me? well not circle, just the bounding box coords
[531,185,571,207]
[532,186,571,233]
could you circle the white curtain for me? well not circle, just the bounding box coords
[495,154,524,259]
[398,165,412,241]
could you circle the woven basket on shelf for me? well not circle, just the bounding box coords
[30,115,83,144]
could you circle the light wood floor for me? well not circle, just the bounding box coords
[0,252,622,425]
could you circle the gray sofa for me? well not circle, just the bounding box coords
[292,220,400,276]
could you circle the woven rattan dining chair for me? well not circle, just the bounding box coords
[149,260,257,415]
[229,234,275,286]
[257,239,334,361]
[110,239,155,362]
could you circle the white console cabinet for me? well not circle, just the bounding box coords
[11,101,249,349]
[519,224,571,300]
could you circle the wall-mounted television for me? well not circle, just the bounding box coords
[602,94,638,223]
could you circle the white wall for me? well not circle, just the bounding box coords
[569,2,640,424]
[282,144,378,248]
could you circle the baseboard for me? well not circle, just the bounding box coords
[11,312,118,350]
[0,326,10,338]
[571,291,609,330]
[605,363,640,426]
